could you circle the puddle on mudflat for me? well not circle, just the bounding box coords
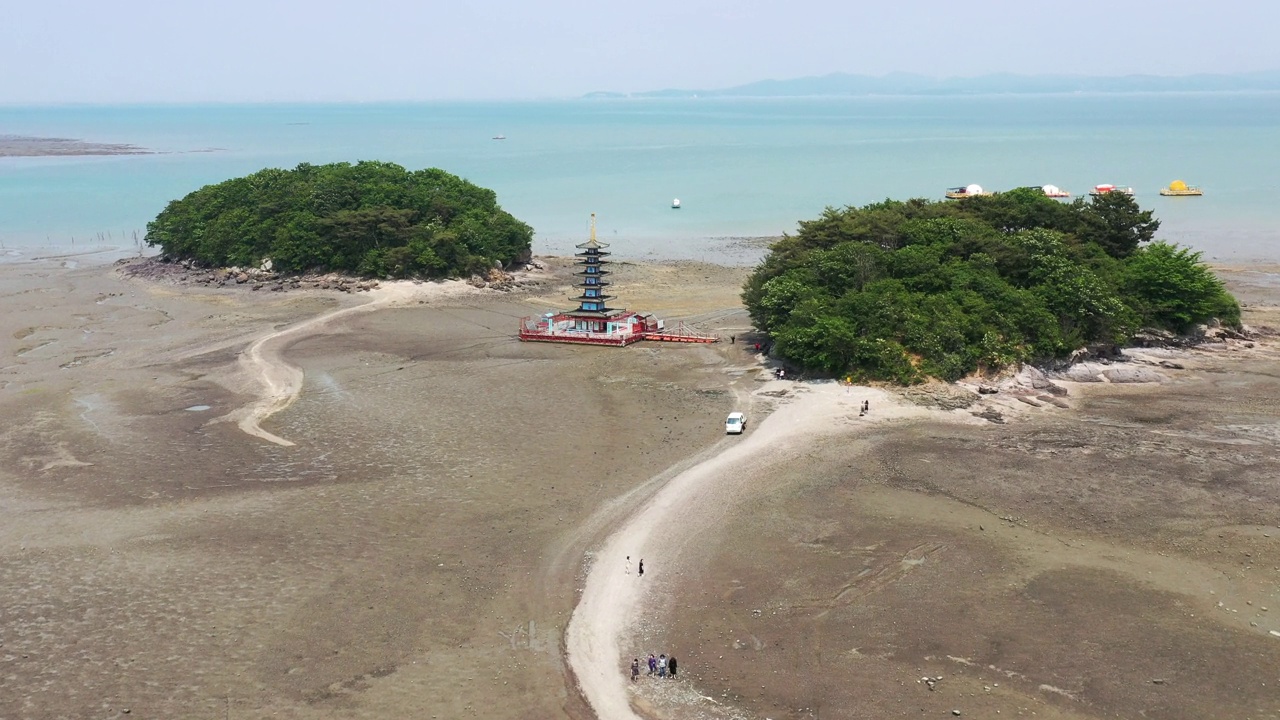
[185,405,212,412]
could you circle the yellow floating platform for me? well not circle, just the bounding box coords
[1160,180,1203,196]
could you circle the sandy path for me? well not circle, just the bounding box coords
[565,382,930,719]
[221,280,475,446]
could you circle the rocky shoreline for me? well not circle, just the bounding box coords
[117,254,546,294]
[891,320,1275,426]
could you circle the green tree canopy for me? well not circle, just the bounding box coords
[744,193,1239,384]
[145,161,533,278]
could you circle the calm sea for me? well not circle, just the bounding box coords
[2,94,1278,264]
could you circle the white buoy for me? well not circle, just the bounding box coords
[672,198,681,209]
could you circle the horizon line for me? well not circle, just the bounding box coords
[4,69,1280,106]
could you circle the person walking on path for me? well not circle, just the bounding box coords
[638,559,644,577]
[668,656,677,678]
[630,658,640,682]
[625,555,631,575]
[647,654,657,675]
[658,654,668,678]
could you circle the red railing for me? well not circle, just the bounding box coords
[518,316,718,346]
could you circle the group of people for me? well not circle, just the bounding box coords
[631,653,677,680]
[726,334,774,357]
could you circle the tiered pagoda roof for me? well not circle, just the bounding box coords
[565,214,622,319]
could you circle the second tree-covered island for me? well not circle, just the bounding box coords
[743,190,1240,384]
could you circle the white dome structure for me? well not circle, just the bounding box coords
[965,184,984,195]
[1042,184,1060,195]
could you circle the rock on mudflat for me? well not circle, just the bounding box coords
[1037,395,1071,408]
[1102,367,1165,384]
[1016,365,1054,389]
[1016,365,1069,395]
[1057,364,1104,382]
[971,407,1006,424]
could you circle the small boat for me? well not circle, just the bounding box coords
[1039,184,1071,198]
[1159,180,1203,196]
[671,198,681,209]
[492,135,506,140]
[944,184,992,199]
[1090,184,1135,196]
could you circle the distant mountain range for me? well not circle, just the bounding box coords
[584,71,1280,99]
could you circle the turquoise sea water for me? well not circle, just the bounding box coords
[2,94,1278,263]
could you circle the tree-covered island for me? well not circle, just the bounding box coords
[744,190,1241,384]
[145,161,533,278]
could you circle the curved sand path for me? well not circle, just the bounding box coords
[221,280,474,446]
[566,382,920,719]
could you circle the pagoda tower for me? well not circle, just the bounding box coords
[565,213,621,332]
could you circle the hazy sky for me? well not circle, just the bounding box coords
[3,0,1278,102]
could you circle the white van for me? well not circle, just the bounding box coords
[725,412,746,434]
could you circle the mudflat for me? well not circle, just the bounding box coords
[0,255,749,719]
[1,254,1278,720]
[0,135,150,157]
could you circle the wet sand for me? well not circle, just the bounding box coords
[1,255,1278,719]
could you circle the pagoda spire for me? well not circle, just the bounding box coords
[575,212,610,250]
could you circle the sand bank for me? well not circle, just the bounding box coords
[222,279,480,445]
[0,134,150,157]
